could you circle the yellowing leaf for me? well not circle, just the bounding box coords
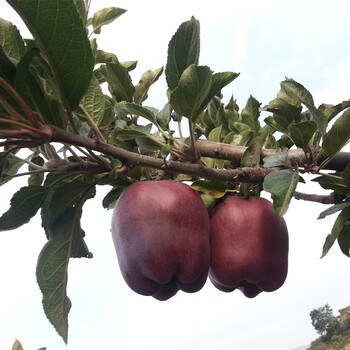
[191,180,227,198]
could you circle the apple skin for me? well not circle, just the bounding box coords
[209,196,289,298]
[111,180,210,301]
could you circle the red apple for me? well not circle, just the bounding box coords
[209,196,289,298]
[111,180,210,300]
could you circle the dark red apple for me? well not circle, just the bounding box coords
[111,180,210,300]
[209,196,289,298]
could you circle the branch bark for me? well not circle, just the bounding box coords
[50,126,278,182]
[196,140,349,171]
[49,126,350,182]
[293,191,336,204]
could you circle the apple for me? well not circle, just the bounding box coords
[111,180,210,300]
[209,196,289,298]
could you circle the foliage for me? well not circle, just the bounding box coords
[0,0,350,344]
[310,304,339,336]
[309,305,350,350]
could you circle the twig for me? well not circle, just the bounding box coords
[293,191,335,204]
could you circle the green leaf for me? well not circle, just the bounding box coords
[264,133,277,149]
[321,206,350,257]
[79,75,112,128]
[135,136,162,155]
[41,180,96,235]
[241,95,261,133]
[230,121,250,134]
[99,99,114,129]
[278,79,328,135]
[257,124,275,144]
[221,131,236,145]
[114,101,158,125]
[0,46,17,84]
[134,66,164,105]
[202,125,225,168]
[103,63,135,102]
[213,105,228,130]
[156,103,171,130]
[322,108,350,159]
[230,131,254,147]
[240,137,263,167]
[74,0,88,25]
[288,120,317,150]
[318,202,350,219]
[263,147,289,168]
[0,151,25,185]
[197,71,239,116]
[37,177,94,342]
[113,126,155,142]
[312,169,350,196]
[276,134,294,149]
[304,103,328,137]
[0,185,48,231]
[165,16,200,90]
[338,222,350,257]
[102,187,124,209]
[95,49,119,64]
[169,64,212,122]
[226,95,240,112]
[313,178,350,196]
[36,207,84,344]
[279,79,314,106]
[207,125,224,143]
[121,60,138,71]
[191,180,227,198]
[264,98,302,132]
[263,169,299,216]
[264,115,279,131]
[28,154,45,185]
[13,48,66,128]
[110,159,122,169]
[200,193,219,211]
[7,0,94,109]
[91,7,126,34]
[202,110,218,135]
[0,18,26,60]
[319,100,350,121]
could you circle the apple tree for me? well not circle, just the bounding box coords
[0,0,350,344]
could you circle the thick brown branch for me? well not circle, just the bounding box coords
[49,126,350,182]
[50,126,278,182]
[197,139,349,171]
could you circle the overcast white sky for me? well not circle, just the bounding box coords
[1,1,350,349]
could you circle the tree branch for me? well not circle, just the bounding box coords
[293,191,336,204]
[196,140,349,172]
[50,126,278,182]
[48,126,350,182]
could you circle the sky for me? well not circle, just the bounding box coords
[1,0,350,349]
